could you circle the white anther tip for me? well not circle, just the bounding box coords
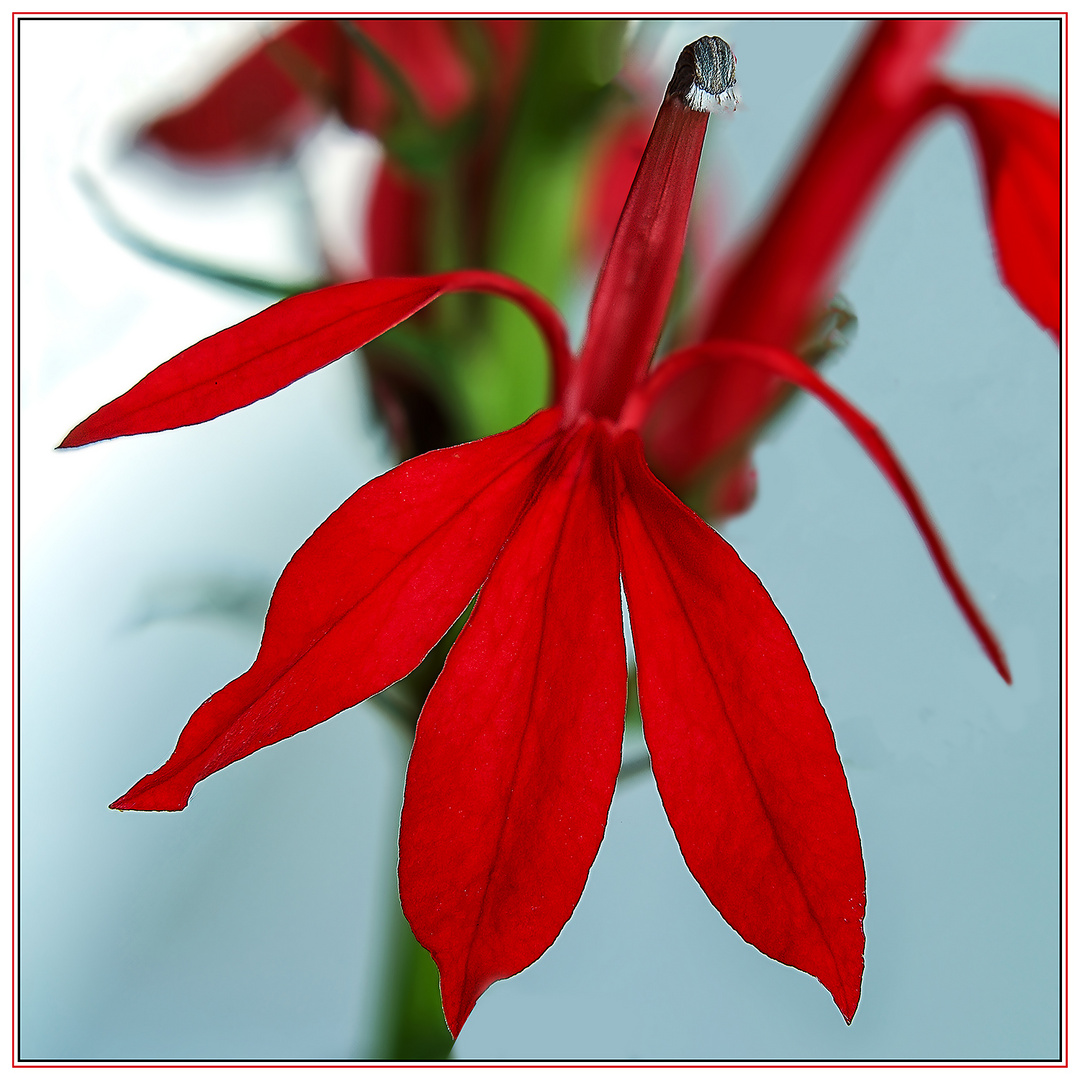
[667,36,738,113]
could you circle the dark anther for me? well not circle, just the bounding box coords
[666,36,737,112]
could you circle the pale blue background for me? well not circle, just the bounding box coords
[19,18,1061,1061]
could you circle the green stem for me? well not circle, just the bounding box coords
[373,892,455,1061]
[338,21,425,127]
[76,172,327,298]
[451,20,630,439]
[365,656,645,1058]
[363,615,471,1059]
[618,753,651,782]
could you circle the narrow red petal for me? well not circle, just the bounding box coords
[633,342,1011,682]
[59,271,573,448]
[944,84,1060,338]
[400,423,625,1038]
[111,410,562,812]
[140,22,341,166]
[614,431,865,1022]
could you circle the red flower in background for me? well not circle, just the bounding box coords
[644,20,1060,513]
[138,20,659,287]
[63,22,1057,1034]
[142,19,498,162]
[141,19,533,281]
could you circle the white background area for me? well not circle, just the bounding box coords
[18,18,1061,1061]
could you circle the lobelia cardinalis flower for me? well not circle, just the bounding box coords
[60,28,1047,1037]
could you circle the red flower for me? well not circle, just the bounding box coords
[140,20,483,165]
[62,35,1025,1036]
[140,19,532,282]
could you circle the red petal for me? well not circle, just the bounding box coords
[59,271,573,448]
[142,20,476,165]
[141,22,342,166]
[945,84,1060,338]
[579,111,652,265]
[712,456,758,518]
[349,20,474,127]
[633,342,1011,682]
[367,160,428,277]
[479,20,533,108]
[399,423,625,1038]
[111,410,562,813]
[614,430,865,1022]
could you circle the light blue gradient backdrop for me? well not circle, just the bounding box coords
[20,18,1060,1060]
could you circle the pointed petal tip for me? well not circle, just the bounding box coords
[109,776,191,812]
[109,797,186,813]
[56,427,88,450]
[109,799,179,812]
[996,652,1013,686]
[445,1011,465,1042]
[58,414,127,449]
[438,971,475,1042]
[829,970,861,1024]
[974,619,1011,684]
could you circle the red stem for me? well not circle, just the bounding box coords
[649,21,960,484]
[567,95,710,421]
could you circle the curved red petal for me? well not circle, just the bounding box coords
[400,424,625,1038]
[60,271,573,448]
[634,342,1011,682]
[945,84,1060,338]
[141,22,341,166]
[614,430,865,1022]
[111,409,562,812]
